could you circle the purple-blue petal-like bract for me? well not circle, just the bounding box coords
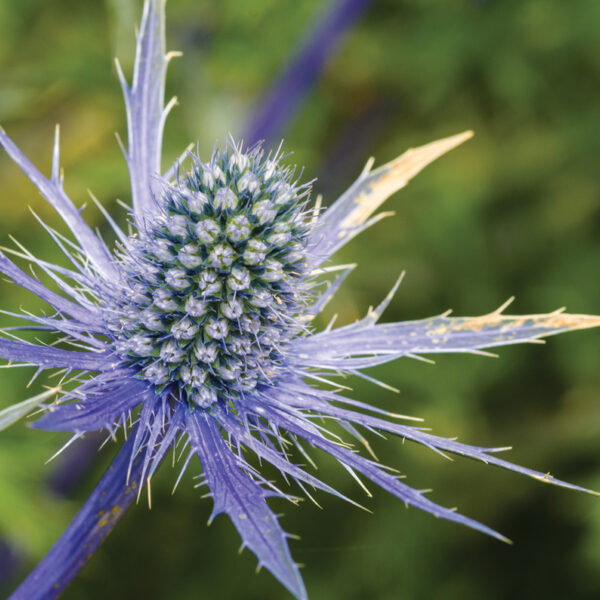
[1,2,599,599]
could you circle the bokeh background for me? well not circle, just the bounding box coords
[1,0,600,598]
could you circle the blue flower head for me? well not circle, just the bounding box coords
[108,141,313,409]
[1,2,599,599]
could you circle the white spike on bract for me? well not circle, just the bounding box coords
[406,353,436,365]
[486,446,513,453]
[310,194,322,224]
[166,50,183,62]
[352,370,400,394]
[303,264,356,322]
[468,349,499,358]
[114,57,129,101]
[44,432,83,464]
[26,366,45,388]
[51,125,60,184]
[325,313,338,332]
[360,209,396,231]
[387,412,424,423]
[159,95,179,139]
[495,296,515,314]
[88,190,129,245]
[302,372,353,392]
[114,130,128,160]
[360,156,376,176]
[340,463,373,498]
[311,263,358,276]
[364,271,406,325]
[163,143,194,181]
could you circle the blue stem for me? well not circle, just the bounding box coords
[8,431,144,600]
[243,0,373,146]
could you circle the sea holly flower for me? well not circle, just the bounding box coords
[0,2,599,599]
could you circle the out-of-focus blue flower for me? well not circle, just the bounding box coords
[1,2,599,599]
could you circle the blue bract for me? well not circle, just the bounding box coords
[1,2,599,599]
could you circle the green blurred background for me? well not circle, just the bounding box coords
[1,0,600,598]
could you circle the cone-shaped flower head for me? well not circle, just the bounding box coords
[109,144,312,407]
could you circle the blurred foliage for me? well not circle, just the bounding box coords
[1,0,600,598]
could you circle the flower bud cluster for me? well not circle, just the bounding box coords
[109,144,311,407]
